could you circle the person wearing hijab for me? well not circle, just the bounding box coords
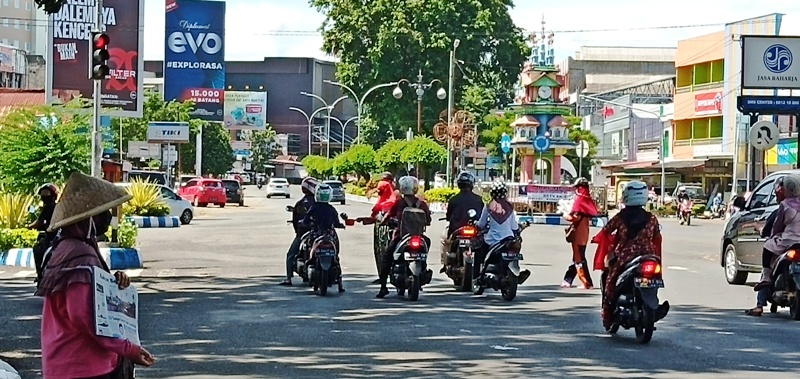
[475,179,530,286]
[36,172,155,378]
[29,183,60,286]
[562,178,598,289]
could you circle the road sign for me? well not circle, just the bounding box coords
[576,140,589,158]
[532,135,551,152]
[738,95,800,114]
[500,134,512,154]
[749,120,780,150]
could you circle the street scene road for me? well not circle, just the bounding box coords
[1,186,797,378]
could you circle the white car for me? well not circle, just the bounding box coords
[266,178,291,198]
[116,183,195,224]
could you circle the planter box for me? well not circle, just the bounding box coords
[0,247,143,270]
[128,216,180,228]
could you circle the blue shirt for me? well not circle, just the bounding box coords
[477,205,519,246]
[302,202,342,231]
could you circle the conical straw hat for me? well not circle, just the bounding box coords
[48,172,132,232]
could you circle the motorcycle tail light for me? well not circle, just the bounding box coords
[409,236,422,250]
[460,226,476,237]
[789,250,800,262]
[641,260,661,278]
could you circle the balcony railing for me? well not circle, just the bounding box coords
[674,137,722,147]
[674,82,724,94]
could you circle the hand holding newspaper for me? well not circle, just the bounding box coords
[93,268,140,345]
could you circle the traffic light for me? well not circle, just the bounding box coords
[90,31,110,80]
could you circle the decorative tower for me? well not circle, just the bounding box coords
[509,15,575,184]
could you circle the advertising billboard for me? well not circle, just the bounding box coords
[46,0,144,117]
[164,0,226,121]
[223,91,267,130]
[766,139,798,165]
[147,122,190,143]
[694,92,722,116]
[742,36,800,90]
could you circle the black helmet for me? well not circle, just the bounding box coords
[573,177,589,188]
[381,171,394,181]
[456,171,475,189]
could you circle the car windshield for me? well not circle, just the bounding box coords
[222,181,239,189]
[203,181,221,188]
[271,179,288,184]
[684,187,706,199]
[130,172,165,185]
[324,181,342,188]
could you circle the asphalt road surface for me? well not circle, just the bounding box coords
[1,185,798,378]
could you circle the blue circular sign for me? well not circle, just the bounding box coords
[764,44,793,73]
[532,135,550,152]
[500,134,512,153]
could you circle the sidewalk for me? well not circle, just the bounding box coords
[0,359,20,379]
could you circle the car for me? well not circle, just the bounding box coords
[179,175,200,188]
[129,170,169,187]
[323,180,346,205]
[266,178,290,198]
[116,183,195,225]
[721,170,788,285]
[179,178,227,207]
[221,179,245,206]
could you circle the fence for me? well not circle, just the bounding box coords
[476,183,608,215]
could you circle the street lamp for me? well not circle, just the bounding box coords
[580,94,667,205]
[325,115,360,154]
[289,105,330,156]
[300,92,349,158]
[324,80,399,142]
[394,69,447,133]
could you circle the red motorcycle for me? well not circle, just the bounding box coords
[679,199,693,226]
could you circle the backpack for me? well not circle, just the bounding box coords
[400,198,427,237]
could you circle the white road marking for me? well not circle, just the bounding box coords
[125,269,143,277]
[157,269,177,277]
[667,266,689,271]
[490,345,518,351]
[13,270,35,278]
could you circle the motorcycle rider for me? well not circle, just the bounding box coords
[369,172,397,283]
[675,186,690,217]
[441,172,484,272]
[710,193,723,215]
[376,176,432,298]
[279,177,318,286]
[28,183,59,286]
[751,175,800,294]
[301,183,346,293]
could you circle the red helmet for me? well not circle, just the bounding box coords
[301,177,318,195]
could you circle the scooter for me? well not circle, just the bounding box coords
[679,199,693,226]
[440,209,481,292]
[765,244,800,319]
[603,255,669,344]
[473,220,532,301]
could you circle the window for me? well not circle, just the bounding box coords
[2,18,8,27]
[25,1,30,10]
[14,0,19,8]
[24,22,29,30]
[2,0,8,7]
[23,42,28,51]
[14,19,19,29]
[749,178,777,209]
[12,40,18,48]
[160,187,179,200]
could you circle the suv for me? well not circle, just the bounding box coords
[129,170,169,187]
[323,180,346,205]
[222,179,245,206]
[721,171,789,285]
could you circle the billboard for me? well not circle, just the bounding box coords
[742,36,800,90]
[766,139,798,165]
[164,0,226,121]
[46,0,144,116]
[694,92,722,116]
[223,91,267,130]
[147,122,190,143]
[0,45,12,73]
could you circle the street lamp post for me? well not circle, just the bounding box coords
[289,105,330,156]
[580,94,667,205]
[324,80,399,142]
[446,39,461,186]
[393,69,447,133]
[300,92,349,158]
[325,115,360,154]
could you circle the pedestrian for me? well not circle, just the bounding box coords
[561,178,597,289]
[35,172,155,378]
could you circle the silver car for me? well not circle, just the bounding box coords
[323,180,346,205]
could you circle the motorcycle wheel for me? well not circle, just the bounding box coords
[318,270,328,296]
[408,275,421,301]
[790,291,800,320]
[635,307,655,344]
[458,263,473,292]
[608,323,620,335]
[501,269,518,301]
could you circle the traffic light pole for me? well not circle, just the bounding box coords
[90,0,105,178]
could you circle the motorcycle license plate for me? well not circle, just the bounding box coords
[317,249,335,257]
[404,252,426,260]
[458,239,471,247]
[502,252,519,260]
[634,277,664,288]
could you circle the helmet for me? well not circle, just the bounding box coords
[678,186,686,192]
[621,180,648,207]
[381,171,394,181]
[315,184,333,203]
[489,179,508,200]
[456,171,475,189]
[301,177,318,196]
[398,176,419,195]
[37,183,59,198]
[573,177,589,187]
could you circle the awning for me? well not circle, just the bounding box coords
[510,115,540,127]
[601,161,656,169]
[662,159,705,169]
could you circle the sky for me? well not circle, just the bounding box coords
[143,0,800,62]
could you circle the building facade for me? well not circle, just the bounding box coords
[0,0,39,53]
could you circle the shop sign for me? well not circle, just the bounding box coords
[694,92,723,116]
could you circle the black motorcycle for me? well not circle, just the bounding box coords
[389,230,433,301]
[286,205,313,285]
[473,220,532,301]
[765,244,800,319]
[440,209,480,292]
[306,224,345,296]
[603,254,668,344]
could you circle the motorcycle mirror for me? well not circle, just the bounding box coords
[468,209,477,218]
[340,212,348,220]
[286,206,294,212]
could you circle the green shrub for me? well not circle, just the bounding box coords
[0,228,39,250]
[122,179,171,217]
[345,183,367,196]
[106,218,138,248]
[424,188,460,204]
[0,192,35,229]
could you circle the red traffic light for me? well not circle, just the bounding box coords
[93,33,109,49]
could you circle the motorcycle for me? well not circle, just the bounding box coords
[440,209,480,292]
[765,244,800,319]
[473,220,532,301]
[603,254,668,344]
[257,181,263,190]
[305,216,346,296]
[710,203,727,219]
[387,221,433,301]
[285,205,313,285]
[679,199,693,225]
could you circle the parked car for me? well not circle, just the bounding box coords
[179,178,227,207]
[129,170,169,187]
[116,183,194,225]
[179,175,199,188]
[721,170,789,285]
[266,178,290,198]
[323,180,345,205]
[222,179,245,206]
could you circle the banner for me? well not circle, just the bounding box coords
[164,0,226,121]
[0,45,12,73]
[523,184,574,203]
[46,0,144,117]
[694,92,722,116]
[766,139,798,165]
[223,91,267,130]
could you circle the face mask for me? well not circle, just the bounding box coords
[41,195,55,204]
[92,211,113,237]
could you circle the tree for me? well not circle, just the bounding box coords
[375,139,408,174]
[0,105,90,193]
[479,112,515,157]
[401,136,447,189]
[247,128,279,173]
[197,123,236,176]
[310,0,530,141]
[332,144,376,180]
[301,155,333,178]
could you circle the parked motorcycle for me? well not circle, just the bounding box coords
[679,199,693,225]
[710,203,727,219]
[765,244,800,319]
[440,209,481,292]
[603,254,668,344]
[473,220,532,301]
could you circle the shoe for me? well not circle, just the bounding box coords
[278,279,292,286]
[376,287,390,298]
[656,301,670,320]
[371,278,382,284]
[518,270,531,285]
[560,280,572,288]
[439,266,447,274]
[338,286,346,293]
[744,306,763,317]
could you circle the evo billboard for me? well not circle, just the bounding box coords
[164,0,225,121]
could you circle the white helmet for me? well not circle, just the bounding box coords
[678,186,686,192]
[398,176,419,195]
[315,184,333,203]
[621,180,648,207]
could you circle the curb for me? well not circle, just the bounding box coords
[345,194,447,214]
[128,216,180,228]
[0,247,143,270]
[517,215,609,227]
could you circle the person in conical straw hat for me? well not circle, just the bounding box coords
[35,172,156,377]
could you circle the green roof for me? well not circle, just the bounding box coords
[531,75,560,88]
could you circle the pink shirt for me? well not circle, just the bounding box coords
[41,282,140,379]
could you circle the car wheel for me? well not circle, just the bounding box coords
[267,194,271,198]
[180,209,193,225]
[198,203,208,207]
[219,203,226,208]
[724,244,748,285]
[341,200,346,205]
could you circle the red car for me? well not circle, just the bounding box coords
[179,178,227,207]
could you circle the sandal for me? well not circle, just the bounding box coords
[744,307,763,316]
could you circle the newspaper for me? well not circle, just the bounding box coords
[93,268,140,345]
